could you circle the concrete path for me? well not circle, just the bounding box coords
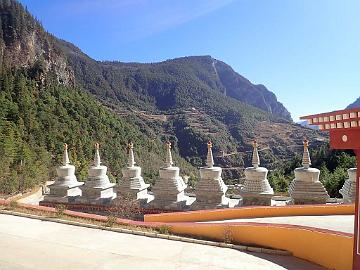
[0,214,326,270]
[17,187,44,205]
[204,215,354,233]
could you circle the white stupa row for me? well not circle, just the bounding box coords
[44,139,354,208]
[44,143,116,204]
[43,141,241,209]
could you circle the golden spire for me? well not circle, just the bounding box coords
[62,143,70,166]
[127,141,134,152]
[252,140,260,168]
[164,141,173,167]
[127,140,135,167]
[206,140,214,168]
[94,142,101,167]
[302,139,311,169]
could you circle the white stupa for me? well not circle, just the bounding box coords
[288,140,329,204]
[116,141,153,203]
[77,143,116,204]
[43,143,84,203]
[241,140,274,205]
[192,141,240,209]
[340,168,357,204]
[150,141,193,210]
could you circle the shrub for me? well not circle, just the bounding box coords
[55,204,66,218]
[8,200,18,210]
[105,215,117,228]
[157,225,171,235]
[107,194,142,220]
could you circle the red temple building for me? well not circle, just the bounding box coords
[301,107,360,270]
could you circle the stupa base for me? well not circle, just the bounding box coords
[241,192,273,206]
[42,193,80,204]
[114,188,154,208]
[77,184,116,205]
[290,196,329,205]
[75,195,116,205]
[289,180,329,205]
[117,185,152,201]
[147,193,195,211]
[340,180,356,204]
[191,195,241,210]
[43,182,84,203]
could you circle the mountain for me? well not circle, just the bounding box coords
[347,97,360,109]
[0,0,326,194]
[59,40,291,120]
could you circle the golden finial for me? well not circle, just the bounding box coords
[95,142,100,150]
[206,140,214,167]
[303,139,309,149]
[64,143,68,150]
[128,141,134,148]
[127,140,134,153]
[165,140,172,149]
[253,140,258,148]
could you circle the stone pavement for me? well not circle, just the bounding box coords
[204,215,354,233]
[0,214,326,270]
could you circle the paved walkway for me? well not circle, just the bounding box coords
[0,214,326,270]
[204,215,354,234]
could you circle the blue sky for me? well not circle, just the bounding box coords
[19,0,360,121]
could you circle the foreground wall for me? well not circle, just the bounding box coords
[167,222,353,270]
[145,204,355,270]
[144,204,355,222]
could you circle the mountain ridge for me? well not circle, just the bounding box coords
[64,48,293,120]
[347,97,360,109]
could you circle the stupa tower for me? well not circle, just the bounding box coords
[241,140,274,205]
[288,139,329,204]
[77,143,116,204]
[340,168,357,204]
[150,141,193,210]
[43,143,84,203]
[192,141,240,209]
[116,141,153,204]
